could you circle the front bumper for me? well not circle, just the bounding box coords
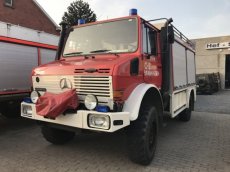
[21,102,130,132]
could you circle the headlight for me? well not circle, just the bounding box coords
[88,114,110,130]
[30,91,40,104]
[84,94,98,110]
[22,105,32,115]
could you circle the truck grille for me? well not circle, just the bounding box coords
[74,76,113,105]
[74,68,110,73]
[32,75,113,109]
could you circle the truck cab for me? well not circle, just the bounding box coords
[21,9,196,165]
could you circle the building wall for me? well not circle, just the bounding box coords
[0,0,59,35]
[194,35,230,89]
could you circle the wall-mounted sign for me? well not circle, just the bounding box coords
[206,42,230,49]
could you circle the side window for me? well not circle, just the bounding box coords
[142,24,157,55]
[142,25,148,54]
[4,0,13,7]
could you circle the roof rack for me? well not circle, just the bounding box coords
[172,25,195,49]
[147,18,195,49]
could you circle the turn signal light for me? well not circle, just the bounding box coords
[113,90,124,99]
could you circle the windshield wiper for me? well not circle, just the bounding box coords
[63,52,83,56]
[90,49,111,53]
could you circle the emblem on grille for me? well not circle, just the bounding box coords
[60,78,72,90]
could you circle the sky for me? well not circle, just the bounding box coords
[36,0,230,39]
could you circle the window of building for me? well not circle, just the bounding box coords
[4,0,13,7]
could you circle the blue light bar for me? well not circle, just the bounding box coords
[23,97,32,103]
[129,8,137,16]
[96,106,109,113]
[78,19,85,25]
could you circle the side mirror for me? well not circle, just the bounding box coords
[167,26,174,44]
[148,30,157,55]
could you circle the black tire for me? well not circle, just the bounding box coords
[126,105,159,165]
[41,126,75,145]
[198,79,206,87]
[207,88,213,95]
[179,94,194,122]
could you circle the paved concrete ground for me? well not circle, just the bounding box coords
[0,92,230,172]
[195,90,230,114]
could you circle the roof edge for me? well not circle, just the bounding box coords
[191,35,230,41]
[32,0,60,30]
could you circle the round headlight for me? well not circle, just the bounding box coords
[84,94,98,110]
[30,91,40,103]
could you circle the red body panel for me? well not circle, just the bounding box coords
[142,32,162,89]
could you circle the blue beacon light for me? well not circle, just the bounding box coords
[129,8,138,16]
[78,19,85,25]
[96,106,109,113]
[23,97,32,103]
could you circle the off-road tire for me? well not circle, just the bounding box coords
[126,105,158,165]
[207,88,213,95]
[41,126,75,145]
[179,94,194,122]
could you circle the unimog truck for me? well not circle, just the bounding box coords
[21,9,196,165]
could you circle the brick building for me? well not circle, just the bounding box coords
[0,0,59,35]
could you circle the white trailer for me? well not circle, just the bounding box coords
[0,21,59,117]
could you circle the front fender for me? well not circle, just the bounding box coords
[123,83,162,121]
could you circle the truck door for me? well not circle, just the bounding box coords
[142,24,162,88]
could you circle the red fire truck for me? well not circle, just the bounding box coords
[0,21,58,117]
[21,9,196,165]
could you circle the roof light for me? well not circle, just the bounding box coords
[78,19,85,25]
[129,8,137,16]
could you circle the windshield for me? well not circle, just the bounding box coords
[63,18,138,57]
